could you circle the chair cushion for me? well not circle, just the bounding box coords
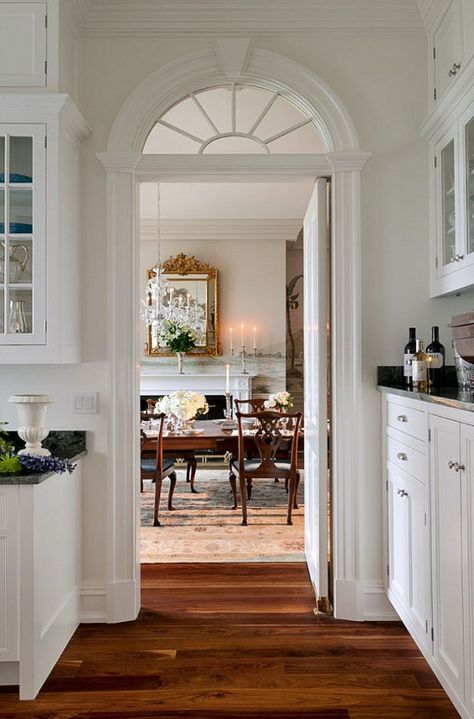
[231,458,291,474]
[141,458,174,473]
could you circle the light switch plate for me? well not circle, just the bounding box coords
[72,392,98,414]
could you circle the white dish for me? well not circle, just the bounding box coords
[183,428,204,436]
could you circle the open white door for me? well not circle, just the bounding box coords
[303,178,329,607]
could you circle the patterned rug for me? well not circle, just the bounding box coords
[140,469,304,563]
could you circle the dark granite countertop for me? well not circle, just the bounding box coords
[0,431,86,485]
[377,366,474,413]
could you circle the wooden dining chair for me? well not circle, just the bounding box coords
[140,415,177,526]
[234,397,266,413]
[229,410,303,526]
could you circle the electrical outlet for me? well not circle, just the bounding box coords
[72,393,98,414]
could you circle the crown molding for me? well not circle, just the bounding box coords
[415,0,450,33]
[77,0,425,37]
[140,218,302,243]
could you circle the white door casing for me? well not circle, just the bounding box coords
[303,178,329,602]
[98,46,370,622]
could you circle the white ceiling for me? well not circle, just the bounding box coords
[140,182,315,220]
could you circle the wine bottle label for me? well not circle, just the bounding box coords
[404,353,414,377]
[412,360,427,382]
[428,352,444,369]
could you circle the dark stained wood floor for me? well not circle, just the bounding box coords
[0,563,459,718]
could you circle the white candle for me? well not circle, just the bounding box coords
[225,364,230,394]
[241,324,245,346]
[229,327,233,352]
[187,293,191,308]
[253,326,257,351]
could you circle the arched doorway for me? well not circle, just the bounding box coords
[98,44,369,621]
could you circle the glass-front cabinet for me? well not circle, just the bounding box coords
[0,126,45,344]
[432,101,474,295]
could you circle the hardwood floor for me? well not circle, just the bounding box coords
[0,563,459,718]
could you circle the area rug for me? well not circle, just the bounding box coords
[140,469,304,563]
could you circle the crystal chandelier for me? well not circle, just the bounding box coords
[141,185,206,344]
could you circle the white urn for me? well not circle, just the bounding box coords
[8,394,55,456]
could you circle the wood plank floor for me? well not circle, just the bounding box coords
[0,563,460,718]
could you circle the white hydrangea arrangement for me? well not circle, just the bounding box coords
[156,391,209,421]
[264,391,294,411]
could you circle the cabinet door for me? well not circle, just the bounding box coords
[435,128,459,274]
[434,0,464,102]
[458,102,474,276]
[387,464,410,611]
[430,415,465,697]
[0,3,47,87]
[387,463,430,650]
[461,422,474,715]
[0,125,46,345]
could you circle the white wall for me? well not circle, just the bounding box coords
[4,27,474,616]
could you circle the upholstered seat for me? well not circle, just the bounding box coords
[141,457,174,474]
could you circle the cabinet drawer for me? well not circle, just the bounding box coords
[387,435,427,483]
[387,401,426,441]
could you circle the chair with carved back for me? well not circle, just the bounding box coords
[233,397,283,484]
[234,397,266,413]
[143,397,197,492]
[140,414,177,526]
[229,410,303,526]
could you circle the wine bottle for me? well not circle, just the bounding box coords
[426,326,445,388]
[412,339,428,393]
[403,327,417,388]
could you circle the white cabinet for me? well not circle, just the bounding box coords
[428,92,474,296]
[385,397,431,654]
[430,414,465,699]
[383,392,474,718]
[0,464,81,699]
[0,126,46,345]
[0,3,47,88]
[433,0,464,104]
[0,96,89,363]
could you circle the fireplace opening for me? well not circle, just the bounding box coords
[141,394,228,421]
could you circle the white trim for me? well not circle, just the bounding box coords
[107,48,360,154]
[76,0,424,36]
[363,581,400,621]
[99,46,369,622]
[80,584,107,623]
[140,219,302,243]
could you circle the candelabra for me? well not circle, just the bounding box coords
[240,345,249,374]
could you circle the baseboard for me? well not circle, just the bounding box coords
[106,579,140,623]
[363,581,399,621]
[0,662,19,685]
[80,584,107,623]
[333,578,364,620]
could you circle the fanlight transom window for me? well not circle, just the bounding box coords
[143,84,324,154]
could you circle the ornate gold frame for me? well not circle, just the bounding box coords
[145,252,221,357]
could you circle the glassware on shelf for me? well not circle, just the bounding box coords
[441,139,456,266]
[8,299,29,333]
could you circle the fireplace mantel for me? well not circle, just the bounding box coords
[140,367,253,400]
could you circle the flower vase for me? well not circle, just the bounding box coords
[8,394,55,456]
[176,352,184,374]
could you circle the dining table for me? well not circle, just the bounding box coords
[141,419,304,524]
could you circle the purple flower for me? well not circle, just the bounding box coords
[19,455,77,475]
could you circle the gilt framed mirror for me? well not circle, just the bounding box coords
[145,252,220,356]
